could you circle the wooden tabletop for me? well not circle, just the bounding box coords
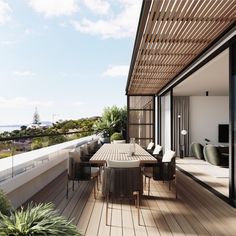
[90,143,157,165]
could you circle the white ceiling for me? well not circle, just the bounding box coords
[173,49,229,96]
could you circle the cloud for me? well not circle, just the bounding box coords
[59,22,67,27]
[71,101,85,106]
[103,65,129,77]
[24,28,34,34]
[0,0,12,24]
[28,0,78,18]
[0,97,54,108]
[13,70,35,77]
[82,0,110,15]
[71,0,142,39]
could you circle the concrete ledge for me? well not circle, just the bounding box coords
[0,135,98,208]
[6,160,67,208]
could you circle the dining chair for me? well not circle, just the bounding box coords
[67,148,99,199]
[142,150,176,197]
[102,160,142,225]
[143,144,162,185]
[152,145,163,159]
[146,141,155,154]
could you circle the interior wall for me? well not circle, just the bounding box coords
[190,96,229,146]
[161,92,171,152]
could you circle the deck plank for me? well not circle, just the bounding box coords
[121,199,135,236]
[110,199,123,236]
[26,170,236,236]
[155,180,197,235]
[76,191,96,235]
[97,199,111,236]
[85,195,104,236]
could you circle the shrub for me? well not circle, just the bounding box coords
[31,138,43,150]
[48,135,67,146]
[0,202,81,236]
[0,152,11,159]
[111,132,124,141]
[0,189,12,216]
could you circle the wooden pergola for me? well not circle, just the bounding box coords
[126,0,236,95]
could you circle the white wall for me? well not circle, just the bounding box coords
[161,92,171,152]
[189,96,229,145]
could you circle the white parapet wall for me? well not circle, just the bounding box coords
[0,135,97,208]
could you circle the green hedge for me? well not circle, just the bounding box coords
[110,132,124,141]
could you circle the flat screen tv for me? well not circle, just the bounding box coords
[218,124,229,143]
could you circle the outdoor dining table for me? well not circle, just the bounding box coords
[89,143,157,166]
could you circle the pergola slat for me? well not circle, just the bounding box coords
[127,0,236,94]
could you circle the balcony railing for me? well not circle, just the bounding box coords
[0,130,99,183]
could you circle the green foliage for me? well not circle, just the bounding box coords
[0,152,11,159]
[110,132,124,141]
[94,106,127,137]
[0,189,12,216]
[0,117,99,159]
[31,138,43,150]
[48,135,67,146]
[0,202,81,236]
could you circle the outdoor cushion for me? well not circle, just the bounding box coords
[69,148,81,162]
[107,160,140,168]
[153,145,162,155]
[147,142,154,150]
[162,150,175,162]
[80,144,89,156]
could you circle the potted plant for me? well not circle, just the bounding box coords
[110,132,126,143]
[100,130,110,144]
[0,202,81,236]
[0,189,11,216]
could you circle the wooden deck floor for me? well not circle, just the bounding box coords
[27,170,236,236]
[176,157,229,197]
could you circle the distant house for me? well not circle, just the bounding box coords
[27,121,52,129]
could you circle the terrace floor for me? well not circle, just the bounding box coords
[176,157,229,197]
[27,170,236,236]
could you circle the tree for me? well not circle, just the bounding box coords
[32,107,40,124]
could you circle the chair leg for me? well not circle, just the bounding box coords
[99,166,102,183]
[169,181,171,191]
[72,180,74,191]
[96,176,99,191]
[137,192,140,225]
[106,194,109,225]
[148,177,151,196]
[175,175,177,199]
[133,191,140,225]
[66,179,69,199]
[93,179,96,199]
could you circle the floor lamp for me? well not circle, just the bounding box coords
[178,115,181,158]
[181,129,188,158]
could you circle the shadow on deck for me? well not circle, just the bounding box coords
[26,170,236,236]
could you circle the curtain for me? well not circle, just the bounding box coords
[173,96,190,156]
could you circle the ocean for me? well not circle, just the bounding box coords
[0,125,22,133]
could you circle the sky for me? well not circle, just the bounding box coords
[0,0,142,125]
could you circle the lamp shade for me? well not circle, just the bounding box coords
[181,130,188,135]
